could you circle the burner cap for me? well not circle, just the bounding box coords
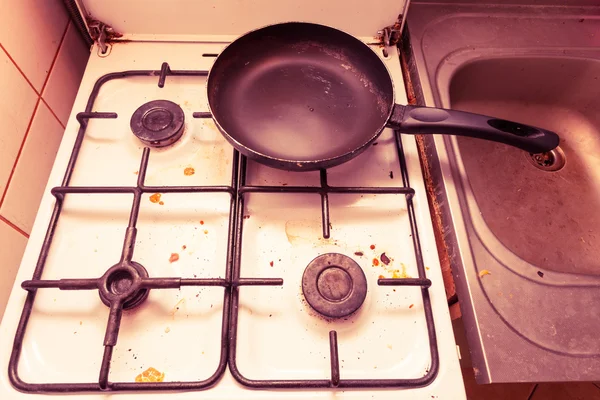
[98,262,149,310]
[130,100,185,147]
[302,253,367,318]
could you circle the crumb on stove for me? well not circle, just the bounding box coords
[389,171,394,179]
[372,258,379,267]
[426,267,430,270]
[269,261,274,267]
[479,269,491,278]
[135,367,165,383]
[203,230,208,234]
[159,201,164,206]
[378,275,385,279]
[184,167,195,176]
[370,244,376,250]
[133,171,139,175]
[200,220,205,225]
[182,245,187,250]
[149,193,162,203]
[354,251,364,256]
[409,304,414,309]
[380,253,391,265]
[537,271,544,278]
[165,326,170,333]
[169,253,179,263]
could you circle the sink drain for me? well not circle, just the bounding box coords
[526,146,566,172]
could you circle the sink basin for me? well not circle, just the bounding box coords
[450,57,600,276]
[406,2,600,384]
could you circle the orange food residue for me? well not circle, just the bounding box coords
[372,258,380,267]
[169,253,179,263]
[133,171,139,175]
[378,275,385,279]
[159,201,164,205]
[200,220,205,225]
[184,167,195,176]
[409,304,414,309]
[203,230,208,234]
[135,367,165,383]
[479,269,491,278]
[149,193,162,203]
[370,244,376,250]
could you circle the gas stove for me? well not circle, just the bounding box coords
[0,33,464,399]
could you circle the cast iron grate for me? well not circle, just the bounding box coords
[9,62,438,392]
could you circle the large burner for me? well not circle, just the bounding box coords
[98,262,150,310]
[302,253,367,318]
[130,99,185,147]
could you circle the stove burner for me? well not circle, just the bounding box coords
[98,262,150,310]
[130,100,185,147]
[302,253,367,318]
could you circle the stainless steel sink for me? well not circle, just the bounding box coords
[406,1,600,384]
[451,56,600,276]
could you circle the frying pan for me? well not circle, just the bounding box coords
[207,22,559,171]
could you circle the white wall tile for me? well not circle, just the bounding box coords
[1,103,64,233]
[0,0,69,91]
[0,49,38,195]
[0,219,27,320]
[43,23,90,125]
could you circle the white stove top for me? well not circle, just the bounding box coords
[0,40,465,399]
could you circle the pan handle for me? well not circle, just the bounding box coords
[387,104,559,153]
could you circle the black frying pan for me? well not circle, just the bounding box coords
[207,22,559,171]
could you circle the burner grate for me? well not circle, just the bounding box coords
[10,62,439,393]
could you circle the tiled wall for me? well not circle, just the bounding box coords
[0,0,90,319]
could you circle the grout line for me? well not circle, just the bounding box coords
[0,99,41,207]
[0,44,39,95]
[0,215,29,239]
[0,20,71,208]
[41,98,66,129]
[40,21,71,96]
[527,383,539,400]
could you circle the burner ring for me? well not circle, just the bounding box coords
[98,262,150,310]
[302,253,367,318]
[130,100,185,147]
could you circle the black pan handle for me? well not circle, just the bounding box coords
[387,104,559,153]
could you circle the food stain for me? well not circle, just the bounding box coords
[170,298,185,316]
[184,167,195,176]
[409,304,414,309]
[203,230,208,234]
[378,275,385,279]
[159,201,164,206]
[479,269,491,278]
[354,251,364,257]
[370,244,376,250]
[182,245,187,250]
[169,253,179,263]
[200,220,205,225]
[165,326,170,333]
[372,258,380,267]
[149,193,162,203]
[135,367,165,383]
[269,261,274,267]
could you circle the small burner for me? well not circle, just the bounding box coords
[130,100,185,147]
[98,262,149,310]
[302,253,367,318]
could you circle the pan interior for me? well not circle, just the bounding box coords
[208,23,394,163]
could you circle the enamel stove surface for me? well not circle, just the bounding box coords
[0,40,464,399]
